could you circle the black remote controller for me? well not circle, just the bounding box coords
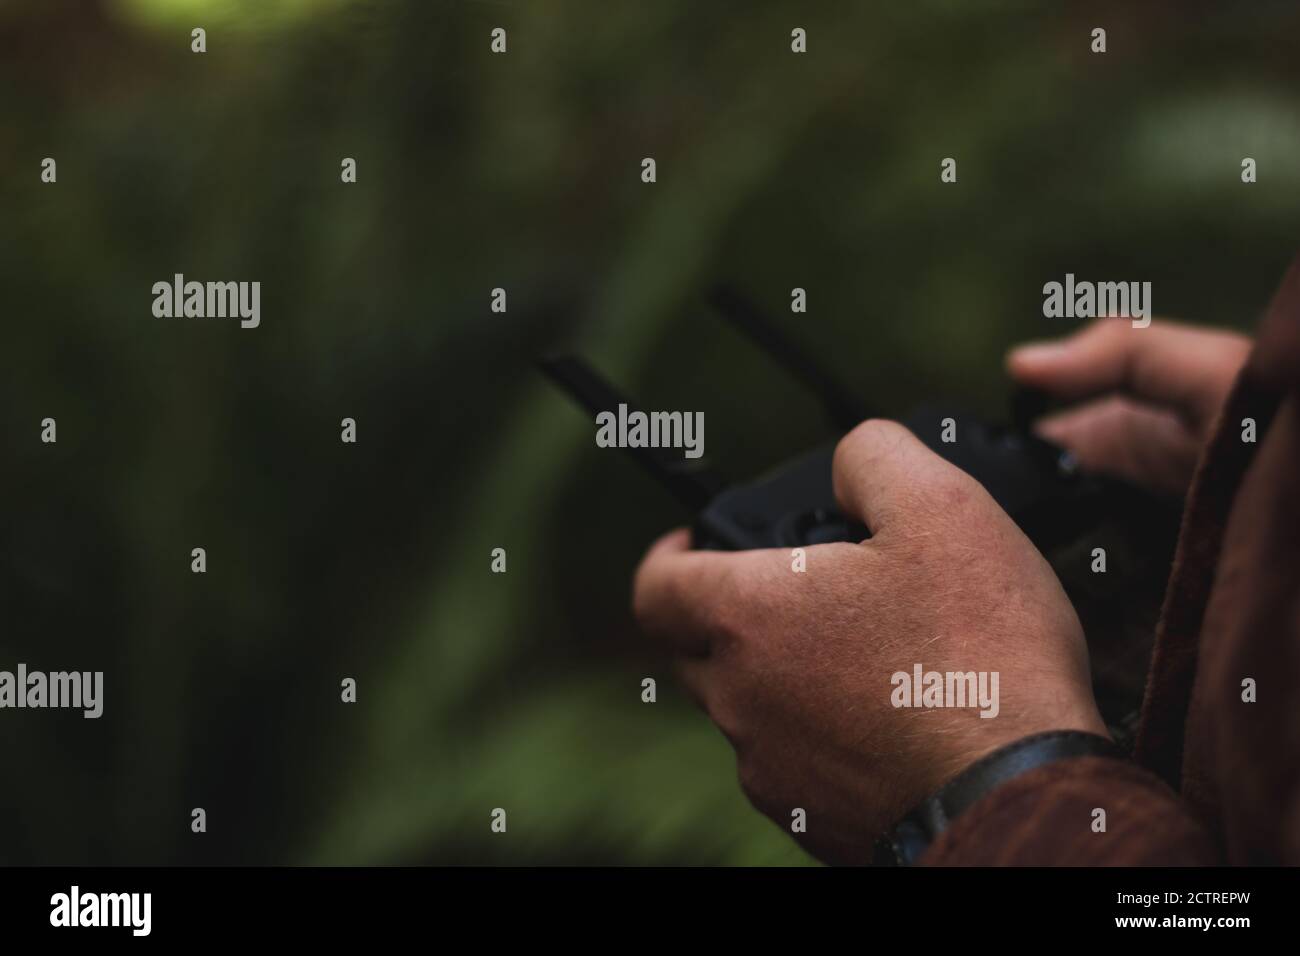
[689,413,1085,551]
[541,287,1160,554]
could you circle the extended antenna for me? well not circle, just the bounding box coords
[708,284,870,432]
[539,355,726,512]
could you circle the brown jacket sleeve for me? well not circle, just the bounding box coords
[923,253,1300,866]
[921,757,1216,865]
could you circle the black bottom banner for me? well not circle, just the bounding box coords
[0,865,1282,942]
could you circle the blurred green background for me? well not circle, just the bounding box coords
[1,0,1297,865]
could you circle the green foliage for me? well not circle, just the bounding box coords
[1,0,1295,864]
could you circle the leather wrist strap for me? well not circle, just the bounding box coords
[871,729,1127,866]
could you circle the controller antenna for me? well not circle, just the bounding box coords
[538,354,727,512]
[708,284,871,433]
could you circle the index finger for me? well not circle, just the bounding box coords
[632,528,740,657]
[1006,319,1250,426]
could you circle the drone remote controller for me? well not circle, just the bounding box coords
[541,287,1169,555]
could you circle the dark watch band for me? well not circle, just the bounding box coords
[871,729,1127,866]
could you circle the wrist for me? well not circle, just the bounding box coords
[924,702,1110,799]
[875,728,1125,866]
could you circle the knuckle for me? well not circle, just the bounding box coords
[930,465,979,506]
[906,470,997,539]
[702,566,749,645]
[736,757,783,820]
[699,602,737,647]
[831,430,857,479]
[630,552,662,611]
[630,576,653,625]
[709,700,745,749]
[630,569,666,630]
[834,418,903,477]
[736,758,764,805]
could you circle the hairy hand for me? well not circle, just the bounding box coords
[632,420,1106,864]
[1007,319,1251,496]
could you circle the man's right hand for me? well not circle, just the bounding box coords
[1006,319,1252,496]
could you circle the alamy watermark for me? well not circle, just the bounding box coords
[152,273,260,328]
[891,663,999,718]
[50,886,151,936]
[1042,273,1151,328]
[595,404,704,459]
[0,664,103,718]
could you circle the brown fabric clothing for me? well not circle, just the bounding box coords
[923,256,1300,866]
